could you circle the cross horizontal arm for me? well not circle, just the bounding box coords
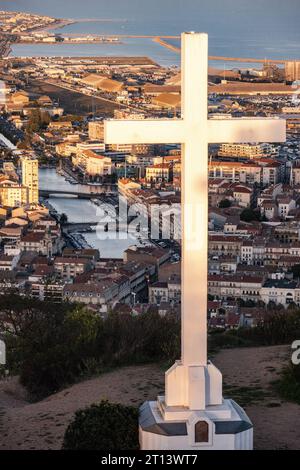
[104,119,185,145]
[208,118,286,143]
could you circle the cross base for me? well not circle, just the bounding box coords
[165,360,223,409]
[139,360,253,450]
[139,397,253,450]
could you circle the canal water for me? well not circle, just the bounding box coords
[39,168,148,258]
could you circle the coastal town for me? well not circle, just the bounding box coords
[1,1,300,457]
[1,8,300,328]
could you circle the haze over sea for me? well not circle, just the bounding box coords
[2,0,300,66]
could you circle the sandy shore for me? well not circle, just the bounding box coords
[0,345,299,450]
[27,19,76,34]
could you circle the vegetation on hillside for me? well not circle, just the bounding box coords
[209,308,300,351]
[0,295,180,399]
[63,401,139,450]
[275,362,300,405]
[1,295,300,399]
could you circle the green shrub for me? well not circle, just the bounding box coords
[240,208,261,222]
[275,363,300,405]
[219,199,231,208]
[63,401,139,450]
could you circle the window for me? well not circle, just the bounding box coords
[195,421,209,443]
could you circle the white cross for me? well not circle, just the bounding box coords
[105,32,286,369]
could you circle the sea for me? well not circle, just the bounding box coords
[2,0,300,67]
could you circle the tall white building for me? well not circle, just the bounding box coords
[21,157,39,205]
[285,61,300,82]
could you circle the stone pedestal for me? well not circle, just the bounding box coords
[139,362,253,450]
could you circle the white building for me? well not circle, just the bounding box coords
[277,196,296,219]
[218,143,277,159]
[260,279,299,307]
[73,150,112,177]
[21,157,39,204]
[146,164,171,183]
[149,279,181,305]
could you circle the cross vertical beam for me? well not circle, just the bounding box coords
[181,32,208,366]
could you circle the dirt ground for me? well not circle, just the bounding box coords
[0,345,299,450]
[26,80,118,116]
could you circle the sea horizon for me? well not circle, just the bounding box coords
[3,0,300,66]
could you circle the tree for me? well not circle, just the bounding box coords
[26,109,50,135]
[27,109,42,134]
[40,110,51,127]
[219,199,231,208]
[291,264,300,279]
[63,401,139,450]
[240,208,260,222]
[0,296,100,398]
[60,213,68,226]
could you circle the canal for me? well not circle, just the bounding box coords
[39,168,148,258]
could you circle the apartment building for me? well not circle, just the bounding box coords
[31,281,64,302]
[21,157,39,204]
[124,246,171,271]
[285,61,300,82]
[240,240,265,266]
[118,178,142,199]
[88,120,104,141]
[218,143,277,159]
[149,277,181,305]
[72,150,112,177]
[208,274,264,302]
[145,164,171,184]
[0,181,28,207]
[54,257,92,281]
[260,279,300,307]
[19,232,52,256]
[209,235,245,257]
[63,281,120,313]
[232,186,253,207]
[209,160,283,186]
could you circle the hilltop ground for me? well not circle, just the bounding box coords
[0,345,299,450]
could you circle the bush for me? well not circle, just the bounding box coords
[96,311,180,366]
[63,401,139,450]
[275,363,300,405]
[208,329,254,351]
[219,199,231,208]
[240,208,260,222]
[209,310,300,351]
